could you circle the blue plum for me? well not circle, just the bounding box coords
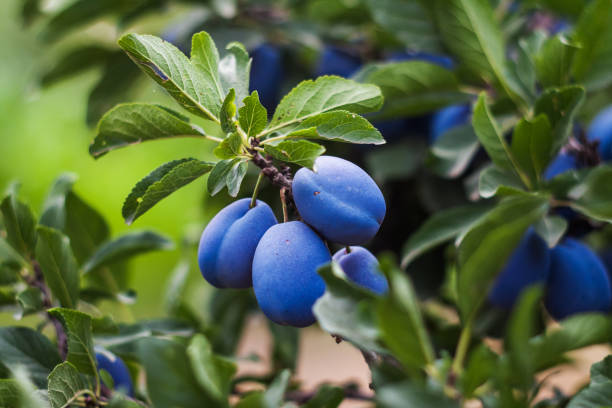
[588,105,612,161]
[333,247,388,294]
[543,152,578,180]
[249,44,283,111]
[316,45,362,78]
[252,221,331,327]
[95,347,134,396]
[430,104,471,143]
[293,156,386,245]
[198,198,277,289]
[488,228,551,309]
[545,239,612,320]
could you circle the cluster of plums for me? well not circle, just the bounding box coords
[198,156,388,327]
[489,228,612,319]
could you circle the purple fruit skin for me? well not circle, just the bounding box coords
[333,246,388,294]
[292,156,386,245]
[252,221,331,327]
[198,198,277,289]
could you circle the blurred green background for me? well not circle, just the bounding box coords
[0,0,222,319]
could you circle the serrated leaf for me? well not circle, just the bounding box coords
[190,31,225,105]
[263,76,383,136]
[570,165,612,222]
[187,334,237,403]
[90,103,207,158]
[534,216,567,248]
[220,88,237,134]
[273,110,385,145]
[365,0,442,53]
[401,203,491,268]
[35,226,79,309]
[377,256,435,374]
[510,115,553,184]
[214,132,243,159]
[264,140,325,169]
[118,34,221,121]
[207,159,248,197]
[82,231,173,274]
[48,308,97,377]
[0,327,61,388]
[535,34,580,88]
[47,362,91,408]
[219,42,250,106]
[1,194,37,258]
[534,86,585,154]
[364,61,469,119]
[313,262,383,352]
[238,91,267,137]
[122,158,213,224]
[457,194,549,321]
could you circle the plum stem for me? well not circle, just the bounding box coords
[345,246,352,254]
[451,319,473,376]
[250,171,265,208]
[280,188,289,222]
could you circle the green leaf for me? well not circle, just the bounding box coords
[364,0,442,53]
[433,0,518,102]
[90,103,207,158]
[39,173,110,263]
[0,194,37,258]
[16,288,43,317]
[164,259,191,316]
[364,61,469,119]
[190,31,225,106]
[122,158,213,224]
[41,46,112,87]
[313,262,383,352]
[47,362,91,408]
[238,91,267,137]
[48,308,97,377]
[367,139,426,183]
[478,165,525,199]
[268,322,299,371]
[264,140,325,169]
[135,337,217,408]
[0,327,61,388]
[534,86,585,154]
[567,356,612,408]
[0,379,19,408]
[510,115,553,184]
[534,215,567,248]
[235,370,291,408]
[207,159,248,197]
[569,165,612,222]
[571,0,612,90]
[401,203,491,268]
[428,125,480,179]
[35,226,79,308]
[208,289,256,355]
[219,42,251,106]
[377,256,435,373]
[220,89,237,134]
[472,93,524,182]
[377,381,459,408]
[7,366,49,408]
[118,34,221,121]
[505,286,543,390]
[274,110,384,145]
[214,132,243,159]
[534,34,579,88]
[302,385,344,408]
[187,334,237,403]
[82,230,173,274]
[460,344,497,398]
[264,76,383,136]
[457,194,549,321]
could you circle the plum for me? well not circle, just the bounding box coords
[249,44,283,111]
[198,198,277,289]
[488,228,551,309]
[588,105,612,161]
[545,238,612,319]
[292,156,386,245]
[333,246,388,294]
[430,104,471,143]
[316,45,362,78]
[252,221,331,327]
[95,347,134,396]
[543,152,578,180]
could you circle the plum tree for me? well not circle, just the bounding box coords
[316,45,362,78]
[545,239,612,320]
[252,221,331,327]
[198,198,277,289]
[488,228,551,309]
[588,105,612,161]
[430,104,471,143]
[95,348,134,396]
[249,44,283,111]
[293,156,386,245]
[332,246,388,294]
